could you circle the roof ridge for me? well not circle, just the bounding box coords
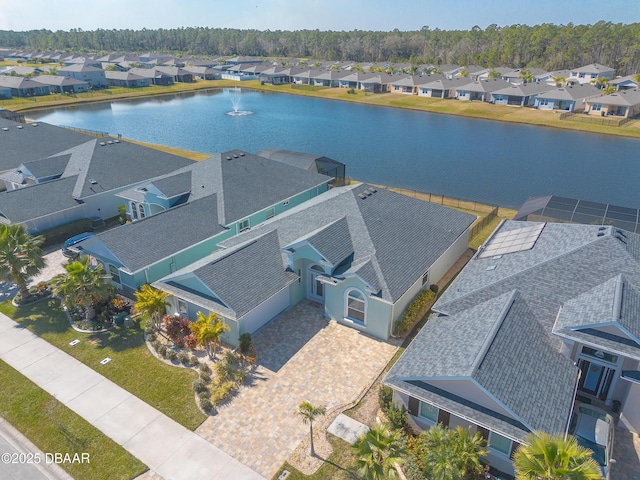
[471,290,518,374]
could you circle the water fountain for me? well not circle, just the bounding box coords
[227,87,253,116]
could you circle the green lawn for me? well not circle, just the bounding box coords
[0,359,147,480]
[273,435,359,480]
[0,301,207,430]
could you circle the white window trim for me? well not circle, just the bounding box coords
[344,287,367,326]
[418,400,439,425]
[238,218,250,233]
[488,431,512,457]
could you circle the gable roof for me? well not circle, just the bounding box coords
[95,194,225,273]
[156,230,297,319]
[0,119,93,172]
[535,84,602,101]
[218,184,476,303]
[586,89,640,107]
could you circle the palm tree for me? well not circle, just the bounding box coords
[634,73,640,87]
[552,76,567,87]
[519,68,535,84]
[0,224,45,302]
[418,424,487,480]
[52,257,115,322]
[296,402,326,457]
[189,311,230,360]
[488,69,501,79]
[352,422,407,480]
[513,432,603,480]
[133,284,170,331]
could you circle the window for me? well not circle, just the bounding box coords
[266,207,275,220]
[108,264,121,284]
[345,289,366,324]
[138,203,145,219]
[593,104,602,111]
[177,300,187,316]
[582,346,618,364]
[579,73,585,78]
[489,431,512,455]
[131,202,138,220]
[238,218,250,233]
[419,401,438,423]
[422,271,429,286]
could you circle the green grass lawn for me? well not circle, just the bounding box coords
[273,434,358,480]
[0,359,147,480]
[0,301,206,430]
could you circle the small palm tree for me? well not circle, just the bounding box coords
[0,225,45,302]
[513,432,603,480]
[296,402,326,457]
[488,69,501,79]
[353,422,407,480]
[133,284,170,331]
[189,311,230,360]
[52,257,115,322]
[633,73,640,87]
[519,68,534,84]
[418,424,487,480]
[553,76,567,87]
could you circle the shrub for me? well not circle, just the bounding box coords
[193,379,208,393]
[166,349,177,362]
[385,403,408,431]
[151,340,161,351]
[238,333,254,356]
[199,371,211,384]
[393,288,435,335]
[147,332,157,342]
[144,323,155,334]
[190,354,200,367]
[200,398,214,412]
[429,284,439,295]
[199,363,211,375]
[163,314,192,346]
[210,381,236,405]
[198,390,210,400]
[110,297,127,311]
[178,351,190,366]
[379,385,393,410]
[184,333,198,350]
[158,345,168,357]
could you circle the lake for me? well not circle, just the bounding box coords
[28,88,640,209]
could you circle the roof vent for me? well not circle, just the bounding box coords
[597,232,605,237]
[114,139,120,143]
[99,142,106,146]
[2,127,8,131]
[16,125,23,129]
[486,265,497,271]
[598,226,606,231]
[233,154,239,158]
[358,193,367,199]
[31,123,38,127]
[239,152,245,156]
[226,156,232,160]
[107,140,113,144]
[89,178,97,185]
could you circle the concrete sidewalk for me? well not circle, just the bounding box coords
[0,313,264,480]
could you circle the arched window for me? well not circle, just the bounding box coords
[345,288,366,324]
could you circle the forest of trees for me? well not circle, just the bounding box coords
[1,22,640,75]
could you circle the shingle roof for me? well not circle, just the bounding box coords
[387,220,640,441]
[23,154,70,179]
[0,176,81,223]
[0,119,93,171]
[219,184,476,303]
[96,195,225,272]
[535,84,602,101]
[305,217,353,266]
[151,171,192,199]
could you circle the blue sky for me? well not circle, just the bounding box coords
[1,0,638,32]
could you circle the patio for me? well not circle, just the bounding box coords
[196,300,398,478]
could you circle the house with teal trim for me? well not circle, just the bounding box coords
[76,149,332,295]
[152,184,476,346]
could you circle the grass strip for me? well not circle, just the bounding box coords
[0,359,147,480]
[0,301,206,430]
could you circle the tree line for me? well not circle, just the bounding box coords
[1,21,640,75]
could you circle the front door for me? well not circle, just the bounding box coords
[308,265,325,303]
[578,359,615,399]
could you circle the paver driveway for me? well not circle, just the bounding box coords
[197,301,398,478]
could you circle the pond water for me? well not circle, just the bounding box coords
[28,88,640,209]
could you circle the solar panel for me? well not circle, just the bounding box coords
[479,223,545,258]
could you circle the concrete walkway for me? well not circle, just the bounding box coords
[0,313,264,480]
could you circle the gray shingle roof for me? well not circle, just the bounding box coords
[23,154,70,179]
[0,119,93,171]
[305,217,353,266]
[387,220,640,441]
[535,84,601,101]
[219,184,476,303]
[151,171,192,199]
[96,195,225,272]
[0,176,81,223]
